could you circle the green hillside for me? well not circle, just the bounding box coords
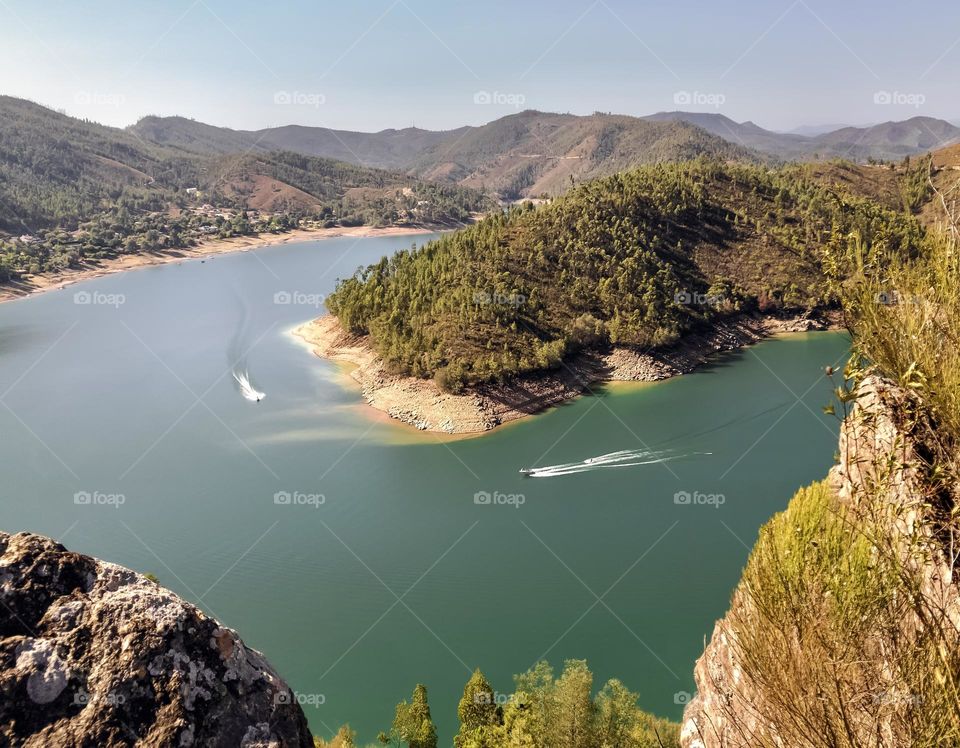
[326,159,923,390]
[0,97,487,281]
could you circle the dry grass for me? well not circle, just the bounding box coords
[715,200,960,746]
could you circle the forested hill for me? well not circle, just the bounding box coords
[0,97,488,280]
[326,159,924,391]
[130,108,960,200]
[403,111,759,198]
[131,109,758,199]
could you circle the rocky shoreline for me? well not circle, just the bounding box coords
[294,311,841,435]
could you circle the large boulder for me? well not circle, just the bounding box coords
[0,531,313,747]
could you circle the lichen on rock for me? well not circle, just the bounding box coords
[0,531,313,747]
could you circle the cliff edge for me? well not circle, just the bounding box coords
[681,376,960,747]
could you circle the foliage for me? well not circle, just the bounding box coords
[454,670,503,748]
[327,159,923,389]
[719,194,960,745]
[0,96,488,281]
[314,725,356,747]
[730,481,902,745]
[388,661,679,748]
[379,684,438,748]
[832,218,960,449]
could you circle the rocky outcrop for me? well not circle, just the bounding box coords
[295,311,836,434]
[0,531,313,747]
[680,377,960,747]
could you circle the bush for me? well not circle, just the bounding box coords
[435,363,467,394]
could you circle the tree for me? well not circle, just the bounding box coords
[407,684,438,748]
[380,684,437,748]
[594,679,640,747]
[512,661,556,747]
[552,660,595,748]
[314,725,356,748]
[496,691,539,748]
[455,669,503,748]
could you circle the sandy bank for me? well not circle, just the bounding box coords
[294,311,841,435]
[0,224,447,304]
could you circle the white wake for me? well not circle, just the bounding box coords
[233,370,265,402]
[521,448,710,478]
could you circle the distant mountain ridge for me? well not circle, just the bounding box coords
[0,96,488,284]
[130,115,463,170]
[130,110,755,199]
[0,96,485,234]
[129,109,960,199]
[645,111,960,161]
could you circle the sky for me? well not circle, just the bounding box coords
[1,0,958,133]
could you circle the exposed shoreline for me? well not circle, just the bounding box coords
[294,311,844,435]
[0,224,448,304]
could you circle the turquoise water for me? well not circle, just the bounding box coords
[0,233,848,744]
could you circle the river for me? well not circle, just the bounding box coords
[0,233,848,744]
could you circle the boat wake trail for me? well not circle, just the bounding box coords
[233,370,265,402]
[520,448,710,478]
[228,290,265,403]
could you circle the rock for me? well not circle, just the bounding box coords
[680,376,958,746]
[0,532,312,747]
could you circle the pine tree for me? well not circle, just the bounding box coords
[454,669,503,747]
[552,660,595,748]
[407,684,438,748]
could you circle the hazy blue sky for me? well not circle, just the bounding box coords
[2,0,957,132]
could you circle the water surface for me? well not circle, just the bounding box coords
[0,233,848,743]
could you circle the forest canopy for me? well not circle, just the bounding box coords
[326,159,924,390]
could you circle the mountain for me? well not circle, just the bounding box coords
[645,111,960,161]
[324,159,922,390]
[0,97,487,281]
[812,116,960,159]
[644,111,810,158]
[404,110,757,198]
[130,115,463,170]
[0,96,179,233]
[787,123,857,137]
[785,124,852,138]
[130,109,960,199]
[132,110,757,199]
